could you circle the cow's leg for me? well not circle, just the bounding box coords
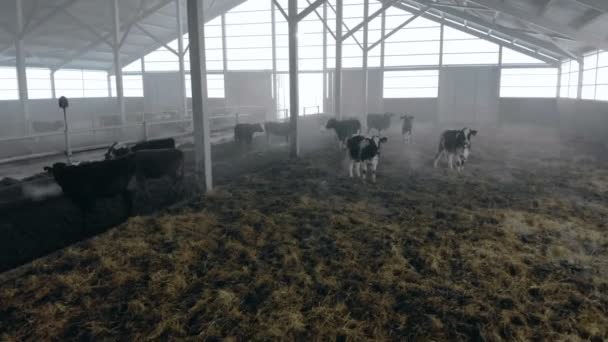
[370,157,378,183]
[433,150,444,168]
[349,159,355,178]
[448,154,454,170]
[122,190,133,218]
[360,162,367,181]
[355,162,362,178]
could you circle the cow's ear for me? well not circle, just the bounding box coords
[380,137,388,143]
[470,130,478,136]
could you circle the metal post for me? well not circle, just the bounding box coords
[271,0,278,120]
[322,0,327,114]
[380,9,385,105]
[439,24,444,67]
[334,0,343,119]
[577,57,584,99]
[107,74,112,97]
[187,0,213,192]
[221,14,228,76]
[15,0,29,134]
[362,0,369,129]
[176,0,188,117]
[498,45,503,98]
[556,61,562,98]
[112,0,126,123]
[288,0,300,157]
[50,70,57,99]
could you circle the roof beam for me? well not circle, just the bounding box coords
[134,23,179,56]
[575,0,608,13]
[537,0,556,17]
[368,6,430,50]
[343,0,396,41]
[62,9,113,47]
[391,1,559,64]
[399,0,565,58]
[51,0,175,71]
[570,9,604,31]
[22,0,80,37]
[464,0,608,51]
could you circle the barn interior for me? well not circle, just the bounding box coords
[0,0,607,340]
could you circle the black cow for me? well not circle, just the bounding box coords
[234,123,264,146]
[133,148,184,196]
[367,113,394,134]
[433,128,478,172]
[44,156,136,229]
[326,118,361,149]
[264,121,290,144]
[32,120,64,133]
[401,115,415,143]
[105,138,176,160]
[346,135,388,183]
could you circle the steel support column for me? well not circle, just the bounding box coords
[577,57,584,99]
[187,0,213,192]
[176,0,188,117]
[271,0,278,120]
[15,0,29,134]
[51,70,57,99]
[112,0,126,123]
[361,0,369,127]
[556,61,562,98]
[334,0,343,119]
[288,0,300,157]
[322,0,328,114]
[379,9,386,103]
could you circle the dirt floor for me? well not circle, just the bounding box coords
[0,122,607,340]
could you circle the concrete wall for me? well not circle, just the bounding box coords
[557,99,608,145]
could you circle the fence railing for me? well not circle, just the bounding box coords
[0,110,253,164]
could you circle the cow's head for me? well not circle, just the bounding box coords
[401,115,414,122]
[43,162,67,174]
[105,142,130,160]
[371,136,388,150]
[252,123,264,133]
[462,128,478,141]
[326,118,337,130]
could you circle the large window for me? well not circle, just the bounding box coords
[582,50,608,101]
[442,26,499,65]
[110,75,143,97]
[559,59,579,99]
[185,74,225,98]
[501,47,545,65]
[0,67,18,100]
[226,0,273,70]
[55,69,108,98]
[383,7,441,67]
[383,70,439,98]
[26,68,52,99]
[500,68,558,98]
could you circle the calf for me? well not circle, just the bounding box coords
[234,123,264,147]
[105,137,176,160]
[264,121,290,144]
[401,115,415,143]
[326,118,361,149]
[433,128,478,172]
[133,148,184,196]
[347,135,388,183]
[367,113,394,134]
[44,155,136,229]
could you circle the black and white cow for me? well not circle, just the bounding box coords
[367,113,394,134]
[326,118,361,149]
[346,135,388,183]
[401,115,414,143]
[234,123,264,146]
[433,128,478,172]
